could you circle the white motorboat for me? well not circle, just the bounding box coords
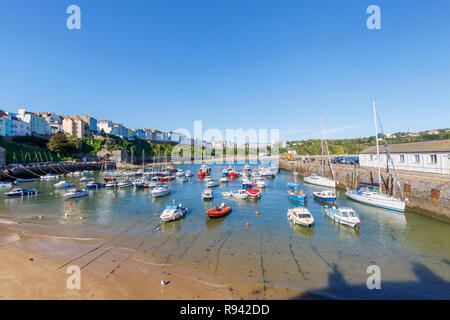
[80,177,95,182]
[220,177,229,183]
[5,188,38,196]
[303,174,336,188]
[206,180,219,187]
[202,189,214,200]
[151,185,171,197]
[63,188,89,199]
[324,206,361,229]
[160,204,187,222]
[287,207,315,227]
[41,174,58,180]
[176,170,185,177]
[54,181,74,189]
[221,191,232,197]
[204,176,212,182]
[117,180,133,188]
[231,189,248,199]
[105,181,117,188]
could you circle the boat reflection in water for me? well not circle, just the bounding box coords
[288,219,315,238]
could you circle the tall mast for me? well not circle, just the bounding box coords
[320,115,324,177]
[372,99,382,192]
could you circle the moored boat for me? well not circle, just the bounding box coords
[324,206,361,229]
[54,181,74,189]
[313,190,336,204]
[287,207,315,227]
[6,188,38,197]
[247,189,261,199]
[151,185,171,197]
[202,189,214,200]
[231,189,248,199]
[206,203,232,218]
[63,188,89,199]
[117,180,133,188]
[160,203,188,222]
[86,182,106,189]
[206,180,219,187]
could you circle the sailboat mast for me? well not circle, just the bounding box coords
[320,116,324,177]
[372,99,382,192]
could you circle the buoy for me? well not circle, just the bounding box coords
[69,201,72,206]
[389,220,392,225]
[154,213,158,217]
[255,211,259,216]
[38,215,42,220]
[245,222,249,228]
[113,194,116,199]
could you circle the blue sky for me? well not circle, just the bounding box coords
[0,0,449,141]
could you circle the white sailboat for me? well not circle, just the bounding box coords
[345,100,407,213]
[303,116,337,188]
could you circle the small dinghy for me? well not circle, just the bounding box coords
[206,203,232,218]
[80,177,95,182]
[6,188,38,197]
[54,181,74,189]
[313,190,336,204]
[185,170,194,177]
[202,189,214,200]
[160,203,187,222]
[175,170,185,177]
[287,207,314,227]
[220,176,229,183]
[41,174,58,180]
[221,191,232,197]
[256,180,267,188]
[324,206,361,229]
[179,176,188,183]
[64,189,89,199]
[151,185,171,197]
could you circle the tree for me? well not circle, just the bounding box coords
[47,133,71,155]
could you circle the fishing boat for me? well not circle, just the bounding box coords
[303,116,337,188]
[117,180,133,188]
[202,189,214,200]
[160,203,187,222]
[231,189,248,199]
[206,180,219,187]
[313,190,336,204]
[288,184,307,202]
[247,189,261,199]
[185,170,193,177]
[63,189,89,199]
[151,185,171,197]
[54,181,74,189]
[179,176,188,183]
[220,176,229,183]
[197,164,211,178]
[287,207,315,227]
[324,206,361,229]
[206,203,232,218]
[86,182,106,189]
[6,188,38,197]
[345,100,407,213]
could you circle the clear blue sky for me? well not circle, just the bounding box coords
[1,0,449,141]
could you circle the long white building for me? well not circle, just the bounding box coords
[359,139,450,175]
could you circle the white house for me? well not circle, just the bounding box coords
[360,139,450,175]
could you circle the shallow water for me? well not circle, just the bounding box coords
[1,160,449,299]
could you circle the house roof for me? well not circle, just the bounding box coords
[361,139,450,154]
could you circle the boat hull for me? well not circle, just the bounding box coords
[345,190,405,212]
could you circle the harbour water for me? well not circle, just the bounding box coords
[1,160,449,299]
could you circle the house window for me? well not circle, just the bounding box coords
[415,155,420,163]
[430,155,437,164]
[399,155,405,163]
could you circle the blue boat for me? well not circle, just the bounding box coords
[16,178,35,183]
[288,188,307,202]
[313,190,336,204]
[6,188,38,197]
[86,182,106,189]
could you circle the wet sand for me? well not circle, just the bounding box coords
[0,222,298,300]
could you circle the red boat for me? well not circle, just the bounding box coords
[247,189,261,199]
[206,204,232,218]
[104,177,116,182]
[197,164,211,177]
[228,172,239,178]
[161,175,176,182]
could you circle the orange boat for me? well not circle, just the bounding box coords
[206,204,232,218]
